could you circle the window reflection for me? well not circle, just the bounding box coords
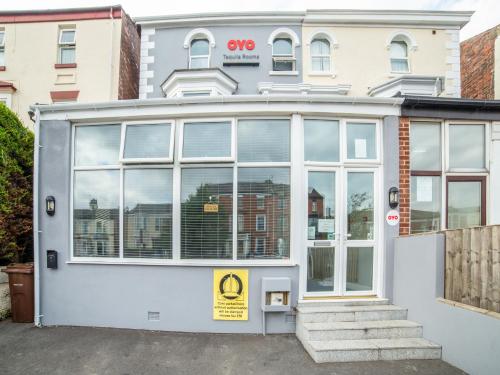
[124,124,171,159]
[347,172,374,240]
[448,181,482,229]
[308,172,336,241]
[238,120,290,162]
[237,168,290,259]
[75,125,121,166]
[346,123,376,159]
[73,170,120,257]
[304,120,339,162]
[410,176,441,233]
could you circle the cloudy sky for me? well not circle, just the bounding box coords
[1,0,498,40]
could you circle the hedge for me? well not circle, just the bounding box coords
[0,103,34,265]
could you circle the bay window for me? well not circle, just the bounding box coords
[72,117,291,263]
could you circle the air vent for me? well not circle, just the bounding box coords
[148,311,160,321]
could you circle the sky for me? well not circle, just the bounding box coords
[0,0,499,41]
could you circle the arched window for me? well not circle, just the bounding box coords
[390,37,410,73]
[311,38,330,72]
[190,39,210,69]
[272,37,294,71]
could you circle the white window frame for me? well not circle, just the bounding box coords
[310,38,331,74]
[343,119,381,164]
[0,93,12,109]
[189,38,210,69]
[0,29,5,66]
[119,120,175,164]
[178,118,236,163]
[445,121,489,173]
[256,214,267,232]
[255,237,266,254]
[268,28,300,75]
[256,194,265,209]
[58,27,76,64]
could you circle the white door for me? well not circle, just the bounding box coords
[303,167,378,297]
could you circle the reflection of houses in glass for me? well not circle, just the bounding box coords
[124,203,173,259]
[448,206,481,230]
[73,199,119,257]
[410,209,441,233]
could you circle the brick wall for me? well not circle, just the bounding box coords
[118,12,140,100]
[399,117,410,236]
[461,26,498,99]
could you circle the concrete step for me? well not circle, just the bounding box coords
[297,304,408,323]
[300,320,423,341]
[298,298,389,308]
[305,338,441,363]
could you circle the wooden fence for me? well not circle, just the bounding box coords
[445,225,500,313]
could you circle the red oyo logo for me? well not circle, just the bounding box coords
[227,39,255,51]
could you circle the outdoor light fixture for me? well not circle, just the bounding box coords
[389,187,399,209]
[46,196,56,216]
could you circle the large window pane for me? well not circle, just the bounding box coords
[237,168,290,259]
[124,169,173,259]
[75,125,121,166]
[181,168,233,259]
[410,123,441,171]
[307,247,335,292]
[273,38,292,55]
[448,180,483,229]
[449,125,485,169]
[238,119,290,162]
[190,39,209,56]
[124,124,171,160]
[73,170,119,257]
[347,172,374,240]
[308,171,336,241]
[346,247,373,291]
[410,176,441,234]
[346,122,376,159]
[182,121,232,159]
[304,120,339,162]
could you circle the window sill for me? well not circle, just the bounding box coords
[67,260,298,267]
[308,72,336,78]
[0,66,5,71]
[388,71,411,77]
[269,71,299,76]
[55,63,77,69]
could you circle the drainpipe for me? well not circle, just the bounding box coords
[33,108,42,327]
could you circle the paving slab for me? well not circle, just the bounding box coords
[0,320,466,375]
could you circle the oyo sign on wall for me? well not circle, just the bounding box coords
[386,210,400,226]
[227,39,255,51]
[223,39,259,66]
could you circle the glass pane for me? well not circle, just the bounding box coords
[124,123,171,159]
[237,168,290,259]
[390,41,407,58]
[307,247,335,292]
[183,121,232,159]
[449,125,485,169]
[391,58,409,72]
[308,172,336,241]
[124,169,172,259]
[190,56,209,69]
[312,56,330,72]
[181,168,233,259]
[73,170,119,258]
[411,176,441,234]
[410,123,441,171]
[346,247,373,291]
[0,50,4,66]
[273,38,292,55]
[304,119,339,162]
[347,172,374,240]
[311,39,330,55]
[75,125,121,166]
[448,181,482,229]
[60,47,75,64]
[346,122,376,159]
[0,32,4,45]
[190,39,209,56]
[273,59,294,71]
[238,119,290,162]
[60,30,75,44]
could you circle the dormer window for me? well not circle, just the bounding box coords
[272,38,294,71]
[190,39,210,69]
[390,40,409,73]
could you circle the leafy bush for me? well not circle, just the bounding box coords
[0,104,34,265]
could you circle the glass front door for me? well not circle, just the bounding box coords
[305,168,377,297]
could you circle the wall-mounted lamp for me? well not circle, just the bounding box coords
[46,196,56,216]
[389,187,399,209]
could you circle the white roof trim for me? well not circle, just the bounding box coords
[386,30,418,51]
[368,75,444,97]
[183,28,216,48]
[267,27,301,46]
[161,69,237,98]
[258,82,350,95]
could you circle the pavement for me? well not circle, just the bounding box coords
[0,320,467,375]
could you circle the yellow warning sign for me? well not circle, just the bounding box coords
[204,203,219,213]
[213,269,248,321]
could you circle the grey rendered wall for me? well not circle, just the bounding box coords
[148,25,302,96]
[393,233,500,375]
[383,115,399,300]
[38,120,298,333]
